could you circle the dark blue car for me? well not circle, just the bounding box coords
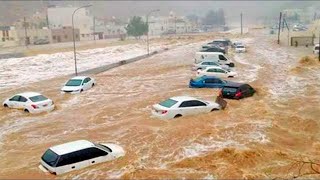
[189,76,228,88]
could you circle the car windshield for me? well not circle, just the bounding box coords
[95,143,112,153]
[41,149,59,167]
[29,95,48,102]
[223,87,238,93]
[65,79,83,86]
[159,98,178,108]
[237,46,244,48]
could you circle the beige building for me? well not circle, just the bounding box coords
[47,6,94,41]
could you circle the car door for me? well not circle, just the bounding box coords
[178,101,196,116]
[86,147,111,166]
[82,78,90,90]
[16,96,28,109]
[205,68,218,77]
[7,95,21,108]
[216,68,228,78]
[191,100,209,113]
[55,150,89,174]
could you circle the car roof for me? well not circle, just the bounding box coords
[204,66,223,70]
[50,140,95,155]
[170,96,200,102]
[70,76,89,80]
[196,52,223,55]
[17,92,42,98]
[201,75,221,80]
[223,81,247,88]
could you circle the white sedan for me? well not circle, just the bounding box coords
[61,76,95,94]
[152,96,222,120]
[192,60,231,71]
[3,92,55,113]
[196,66,237,78]
[39,140,125,175]
[235,44,246,53]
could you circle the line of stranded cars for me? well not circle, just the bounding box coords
[1,38,254,175]
[152,39,255,120]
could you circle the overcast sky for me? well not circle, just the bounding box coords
[1,1,320,26]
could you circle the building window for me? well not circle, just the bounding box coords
[81,34,85,37]
[10,37,14,41]
[53,36,56,40]
[64,35,68,39]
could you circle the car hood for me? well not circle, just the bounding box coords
[100,143,125,157]
[61,86,81,91]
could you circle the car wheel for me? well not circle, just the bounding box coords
[228,76,234,78]
[211,108,219,112]
[92,83,95,87]
[80,89,83,93]
[229,63,235,67]
[3,104,8,108]
[174,114,182,118]
[24,109,30,113]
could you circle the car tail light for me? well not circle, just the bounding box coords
[31,104,39,109]
[235,91,242,98]
[161,110,168,114]
[218,89,222,96]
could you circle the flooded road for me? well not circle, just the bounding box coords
[0,30,319,179]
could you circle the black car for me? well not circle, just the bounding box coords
[200,46,226,54]
[220,82,255,100]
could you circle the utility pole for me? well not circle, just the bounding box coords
[240,12,243,35]
[146,9,160,55]
[318,31,320,61]
[23,17,28,46]
[93,16,96,42]
[277,12,282,44]
[175,16,177,34]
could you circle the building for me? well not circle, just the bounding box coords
[94,17,126,39]
[47,6,93,41]
[51,26,79,43]
[0,26,17,47]
[146,12,194,36]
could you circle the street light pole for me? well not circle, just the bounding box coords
[146,9,160,55]
[72,4,92,76]
[318,31,320,61]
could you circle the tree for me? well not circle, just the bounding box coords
[202,9,226,26]
[125,16,148,39]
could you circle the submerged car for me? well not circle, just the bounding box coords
[3,92,54,113]
[152,96,223,120]
[235,44,246,53]
[192,60,231,71]
[61,76,95,94]
[189,76,229,88]
[39,140,125,175]
[220,82,255,100]
[196,66,237,78]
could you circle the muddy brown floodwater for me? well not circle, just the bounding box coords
[0,30,319,179]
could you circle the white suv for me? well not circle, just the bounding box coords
[39,140,125,175]
[314,44,319,54]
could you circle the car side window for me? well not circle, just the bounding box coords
[219,55,227,61]
[83,78,90,83]
[192,100,207,106]
[204,79,215,83]
[56,152,78,167]
[202,62,209,65]
[87,147,108,159]
[207,68,216,72]
[213,79,223,84]
[19,96,28,102]
[179,101,193,108]
[216,69,226,73]
[10,95,21,101]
